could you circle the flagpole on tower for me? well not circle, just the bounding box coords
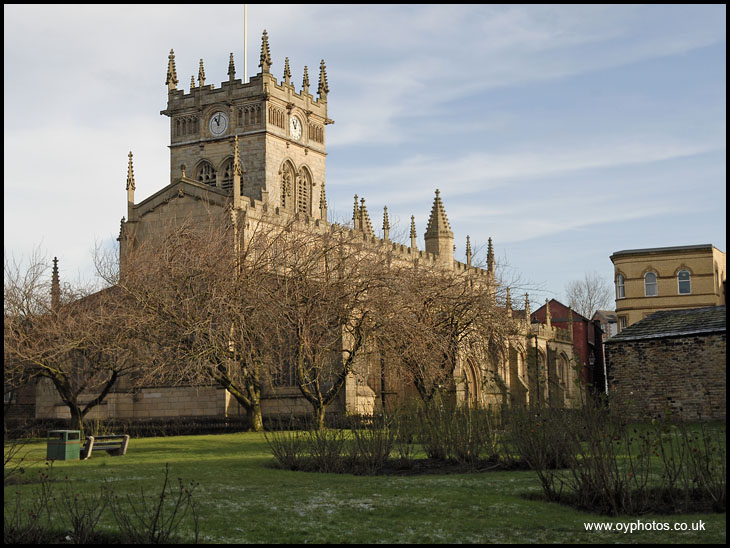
[243,4,248,83]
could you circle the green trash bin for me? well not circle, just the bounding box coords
[47,430,81,461]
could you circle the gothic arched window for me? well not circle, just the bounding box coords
[220,159,233,191]
[296,169,311,215]
[281,162,295,210]
[195,161,216,187]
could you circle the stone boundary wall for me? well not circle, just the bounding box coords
[606,333,726,420]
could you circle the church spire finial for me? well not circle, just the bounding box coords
[190,75,195,91]
[466,235,472,266]
[382,206,390,241]
[228,52,236,81]
[318,59,329,99]
[198,59,206,87]
[283,57,291,85]
[166,49,178,91]
[259,30,272,73]
[506,287,512,316]
[360,198,374,237]
[302,65,310,95]
[525,293,531,323]
[424,189,454,265]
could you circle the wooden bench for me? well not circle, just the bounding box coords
[81,434,130,460]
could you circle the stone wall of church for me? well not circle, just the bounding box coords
[606,333,726,420]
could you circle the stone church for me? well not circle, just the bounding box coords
[34,32,583,424]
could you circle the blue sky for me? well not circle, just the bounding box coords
[4,4,726,308]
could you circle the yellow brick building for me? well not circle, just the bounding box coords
[610,244,726,332]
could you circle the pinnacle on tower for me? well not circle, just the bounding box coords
[283,57,291,85]
[51,257,60,312]
[126,151,135,191]
[232,136,242,177]
[198,59,206,87]
[525,293,531,322]
[228,52,236,80]
[126,151,136,221]
[353,195,359,230]
[487,237,495,274]
[318,59,329,99]
[259,30,272,73]
[506,287,512,314]
[319,182,328,220]
[302,65,310,95]
[545,299,552,328]
[232,136,243,208]
[466,235,472,266]
[382,206,390,241]
[410,215,417,250]
[166,49,178,91]
[190,75,195,91]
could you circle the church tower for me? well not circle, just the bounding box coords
[160,31,332,219]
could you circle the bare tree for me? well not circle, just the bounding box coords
[564,271,613,319]
[375,263,518,405]
[4,253,143,436]
[262,225,389,429]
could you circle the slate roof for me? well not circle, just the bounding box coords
[605,306,726,343]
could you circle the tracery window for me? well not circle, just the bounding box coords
[220,159,233,191]
[296,170,311,215]
[195,161,216,187]
[281,162,295,210]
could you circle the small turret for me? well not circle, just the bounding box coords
[360,198,374,237]
[424,189,454,267]
[166,49,178,92]
[259,30,272,73]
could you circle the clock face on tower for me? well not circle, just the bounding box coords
[290,115,302,140]
[209,111,229,136]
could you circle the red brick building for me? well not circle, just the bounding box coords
[531,299,606,395]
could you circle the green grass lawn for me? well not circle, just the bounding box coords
[5,432,726,544]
